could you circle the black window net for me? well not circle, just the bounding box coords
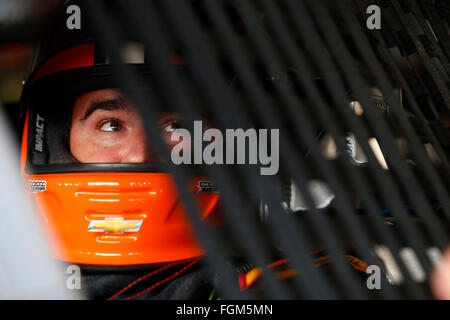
[2,0,450,299]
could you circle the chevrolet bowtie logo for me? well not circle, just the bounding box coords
[88,218,143,234]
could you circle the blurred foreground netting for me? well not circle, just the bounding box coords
[0,0,449,299]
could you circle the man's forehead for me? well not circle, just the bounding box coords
[72,89,135,120]
[80,98,134,121]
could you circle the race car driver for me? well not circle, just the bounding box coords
[20,0,220,300]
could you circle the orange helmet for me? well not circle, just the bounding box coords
[20,1,220,266]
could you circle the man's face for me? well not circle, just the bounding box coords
[69,88,180,163]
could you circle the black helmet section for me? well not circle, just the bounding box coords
[27,65,120,167]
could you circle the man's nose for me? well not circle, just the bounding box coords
[122,137,151,163]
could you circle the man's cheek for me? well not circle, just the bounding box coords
[71,136,124,163]
[86,147,124,163]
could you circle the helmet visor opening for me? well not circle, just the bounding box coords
[25,66,199,174]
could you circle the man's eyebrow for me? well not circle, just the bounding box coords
[80,98,130,120]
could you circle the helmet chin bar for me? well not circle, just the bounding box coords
[23,170,220,266]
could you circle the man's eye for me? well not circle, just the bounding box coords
[99,119,123,132]
[161,120,181,133]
